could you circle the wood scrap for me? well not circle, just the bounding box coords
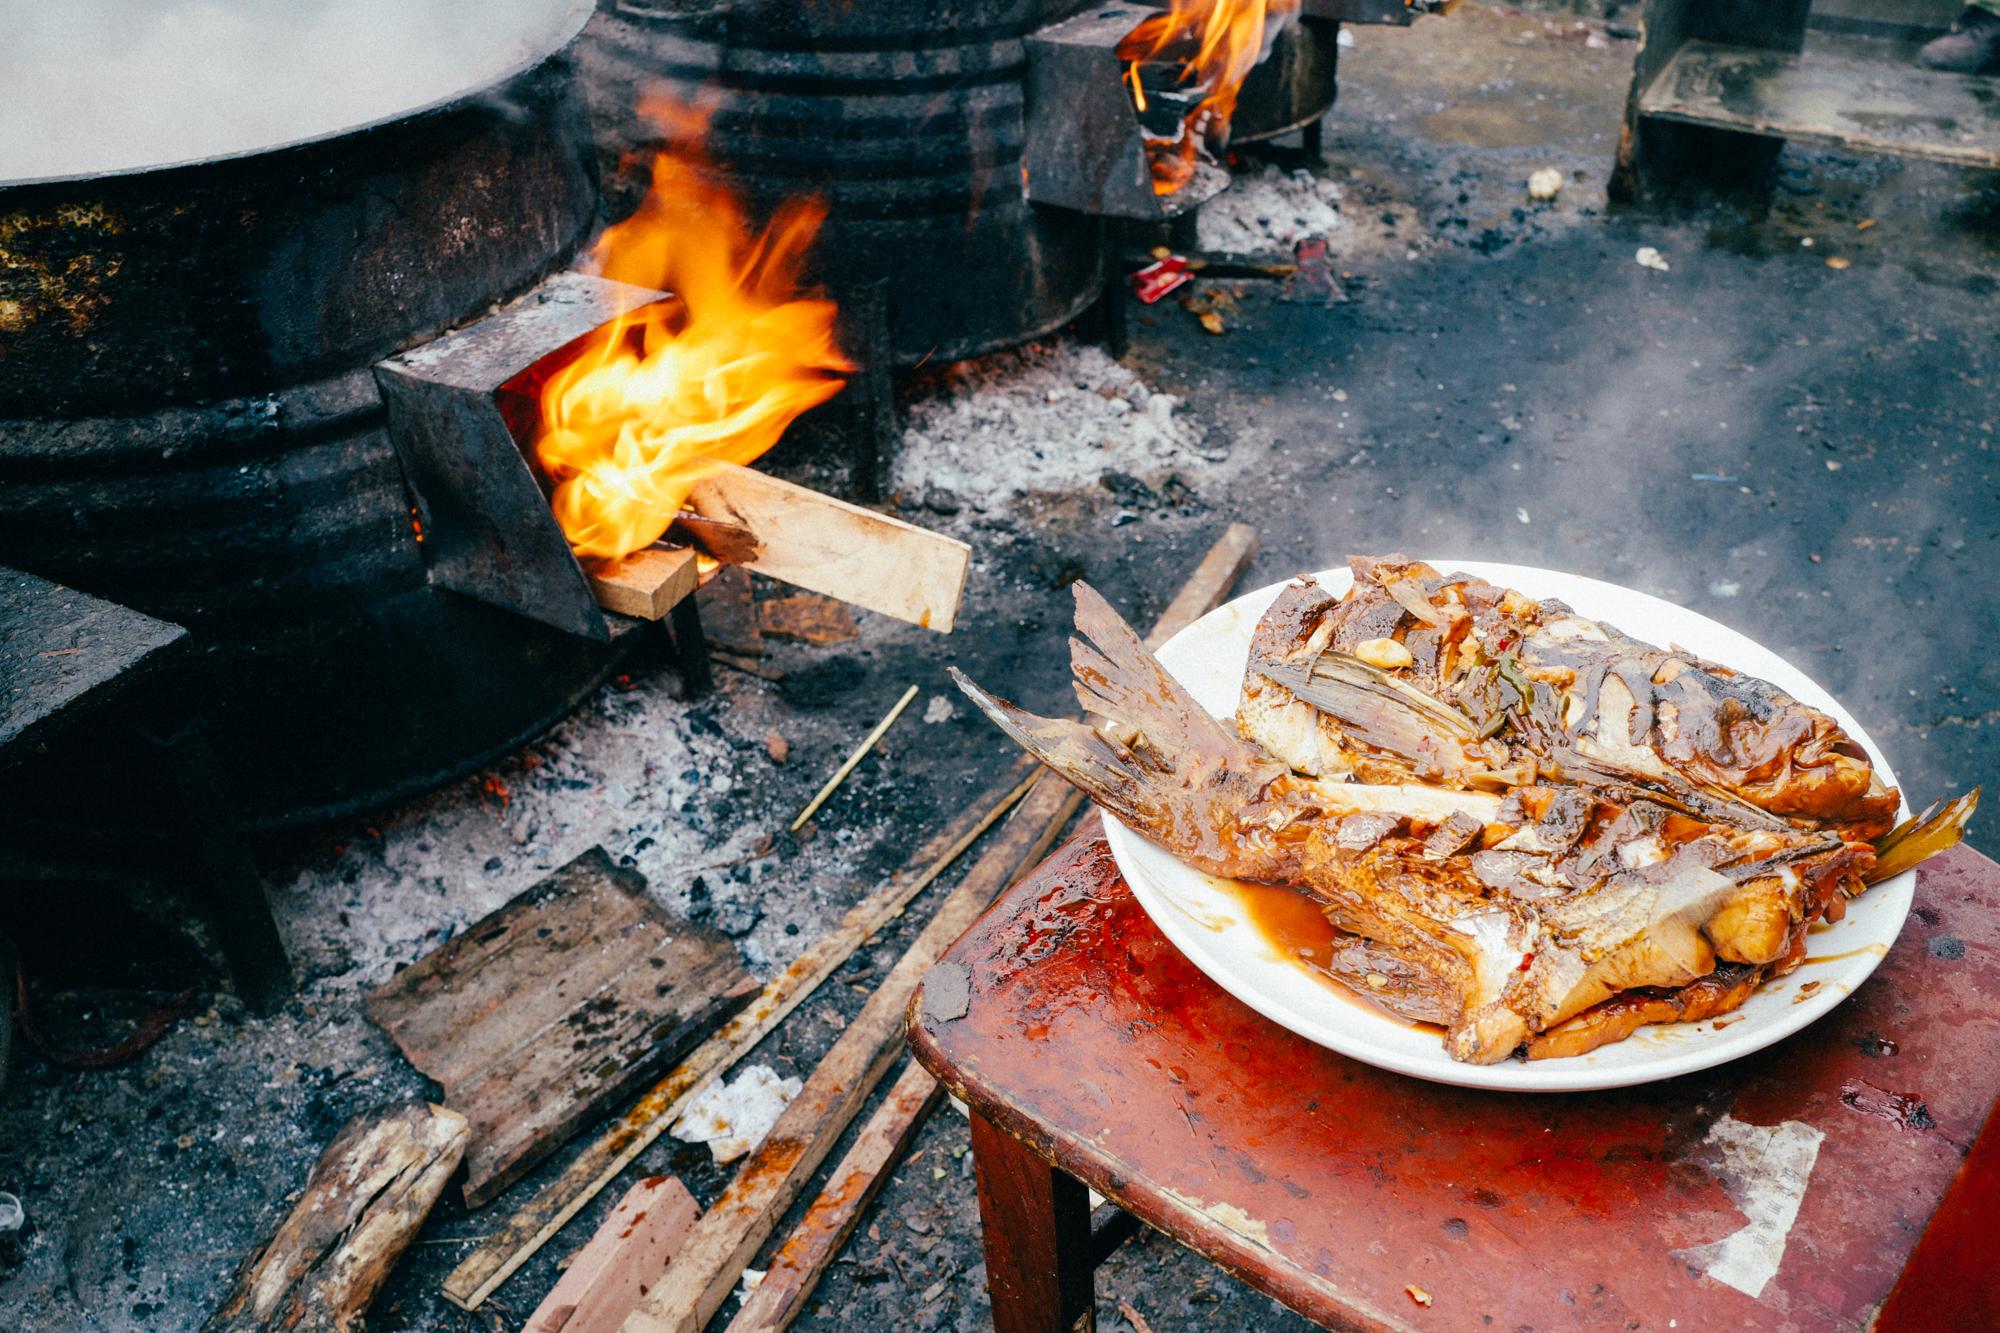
[722,1060,942,1333]
[441,764,1042,1310]
[666,513,760,566]
[1118,1298,1158,1333]
[621,523,1261,1333]
[714,653,783,683]
[790,684,918,832]
[203,1101,468,1332]
[526,1176,701,1333]
[366,848,753,1207]
[758,594,857,645]
[588,547,699,621]
[688,464,969,632]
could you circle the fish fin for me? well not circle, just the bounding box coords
[947,669,1147,820]
[949,584,1291,875]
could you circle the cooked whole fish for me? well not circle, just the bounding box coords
[1242,556,1901,837]
[950,561,1977,1064]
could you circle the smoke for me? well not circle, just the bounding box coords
[1287,247,1792,612]
[0,0,583,183]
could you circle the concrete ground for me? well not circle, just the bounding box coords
[3,6,1995,1331]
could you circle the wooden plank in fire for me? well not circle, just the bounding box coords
[690,464,970,633]
[587,546,701,621]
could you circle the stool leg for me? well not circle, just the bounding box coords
[971,1111,1097,1333]
[1090,220,1130,361]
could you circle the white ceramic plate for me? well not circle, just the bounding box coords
[1104,560,1913,1092]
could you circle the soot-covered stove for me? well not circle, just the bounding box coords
[0,0,1415,997]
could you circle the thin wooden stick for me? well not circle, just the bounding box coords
[723,1061,943,1332]
[622,755,1080,1333]
[441,761,1040,1310]
[790,684,918,832]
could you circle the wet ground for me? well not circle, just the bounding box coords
[3,5,1996,1331]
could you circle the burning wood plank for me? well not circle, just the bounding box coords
[587,546,700,621]
[690,464,969,633]
[378,271,966,641]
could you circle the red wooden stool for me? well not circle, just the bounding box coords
[908,818,2000,1332]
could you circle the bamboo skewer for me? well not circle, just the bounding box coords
[790,684,919,832]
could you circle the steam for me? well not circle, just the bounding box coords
[1293,255,1785,610]
[0,0,584,183]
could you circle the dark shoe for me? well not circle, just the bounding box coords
[1917,7,2000,73]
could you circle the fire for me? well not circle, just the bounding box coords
[535,98,853,564]
[1119,0,1300,194]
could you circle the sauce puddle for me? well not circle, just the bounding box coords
[1227,880,1444,1035]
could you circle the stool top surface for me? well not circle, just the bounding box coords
[909,822,2000,1332]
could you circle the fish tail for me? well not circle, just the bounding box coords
[949,583,1290,876]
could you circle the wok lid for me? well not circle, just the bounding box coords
[0,0,593,188]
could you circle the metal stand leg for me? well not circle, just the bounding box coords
[670,595,714,700]
[849,281,896,503]
[1302,116,1324,162]
[155,721,293,1015]
[971,1111,1098,1333]
[1088,219,1130,360]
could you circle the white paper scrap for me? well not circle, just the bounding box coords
[671,1064,803,1164]
[1671,1114,1824,1299]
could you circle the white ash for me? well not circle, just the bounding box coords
[894,340,1200,504]
[1196,164,1346,257]
[266,674,775,997]
[922,695,956,725]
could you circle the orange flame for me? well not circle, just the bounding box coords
[1120,0,1300,194]
[535,98,853,563]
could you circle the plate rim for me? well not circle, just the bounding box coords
[1107,557,1914,1093]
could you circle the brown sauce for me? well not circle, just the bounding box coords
[1227,880,1446,1034]
[1799,942,1889,966]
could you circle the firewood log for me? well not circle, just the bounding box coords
[203,1101,469,1332]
